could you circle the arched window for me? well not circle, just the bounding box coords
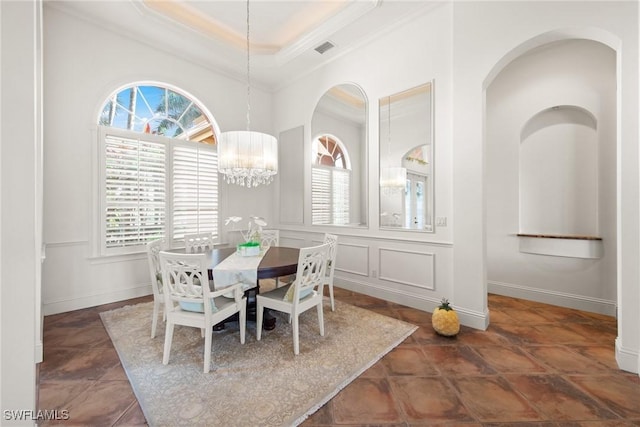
[97,83,218,254]
[311,134,351,225]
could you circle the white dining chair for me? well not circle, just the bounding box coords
[184,232,216,253]
[323,233,339,311]
[260,229,279,248]
[256,243,330,355]
[159,251,246,373]
[147,238,168,338]
[259,229,286,288]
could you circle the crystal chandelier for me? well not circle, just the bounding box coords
[218,0,278,188]
[380,166,407,191]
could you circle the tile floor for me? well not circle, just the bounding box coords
[38,289,640,426]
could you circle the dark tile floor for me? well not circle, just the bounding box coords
[38,289,640,426]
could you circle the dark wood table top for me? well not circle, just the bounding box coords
[257,246,299,279]
[173,246,300,280]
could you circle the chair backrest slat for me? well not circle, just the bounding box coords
[159,252,213,312]
[147,239,168,298]
[260,229,279,249]
[291,243,330,303]
[323,233,338,282]
[184,233,216,253]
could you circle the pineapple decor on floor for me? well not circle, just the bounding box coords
[432,297,460,337]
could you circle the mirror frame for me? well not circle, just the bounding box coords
[379,80,435,233]
[310,83,369,228]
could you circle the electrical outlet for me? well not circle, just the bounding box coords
[372,270,377,278]
[436,217,447,227]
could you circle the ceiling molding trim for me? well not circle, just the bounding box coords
[273,0,381,67]
[139,0,280,54]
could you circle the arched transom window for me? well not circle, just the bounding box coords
[99,84,215,143]
[312,134,351,225]
[313,135,350,168]
[97,83,218,254]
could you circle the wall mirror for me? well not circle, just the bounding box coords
[379,82,434,232]
[311,84,368,227]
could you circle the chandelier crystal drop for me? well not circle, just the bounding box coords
[218,0,278,188]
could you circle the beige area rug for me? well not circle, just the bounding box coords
[100,299,417,427]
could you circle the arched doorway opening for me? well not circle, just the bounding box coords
[482,30,620,340]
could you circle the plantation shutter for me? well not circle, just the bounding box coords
[104,134,166,249]
[312,166,350,224]
[332,169,350,225]
[172,142,218,240]
[312,167,331,224]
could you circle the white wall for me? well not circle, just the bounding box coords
[276,1,639,373]
[486,39,617,315]
[451,1,638,373]
[1,1,41,423]
[520,115,599,235]
[273,4,459,324]
[42,5,275,314]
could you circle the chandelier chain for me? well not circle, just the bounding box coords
[388,95,392,159]
[246,0,251,132]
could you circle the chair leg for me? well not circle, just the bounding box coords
[317,303,325,336]
[292,315,299,355]
[151,300,159,338]
[203,324,212,373]
[328,282,335,311]
[256,301,264,341]
[162,322,174,365]
[239,304,246,344]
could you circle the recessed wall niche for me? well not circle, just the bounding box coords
[519,105,598,237]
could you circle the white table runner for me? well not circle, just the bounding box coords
[212,250,266,291]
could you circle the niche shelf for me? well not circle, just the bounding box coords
[516,233,603,259]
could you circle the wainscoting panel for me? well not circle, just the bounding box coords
[335,242,369,277]
[43,241,151,315]
[379,247,435,290]
[280,235,306,248]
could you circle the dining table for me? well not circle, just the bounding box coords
[172,245,300,330]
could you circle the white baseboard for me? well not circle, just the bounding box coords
[336,277,489,330]
[488,280,617,317]
[615,337,640,374]
[43,284,152,315]
[35,340,43,364]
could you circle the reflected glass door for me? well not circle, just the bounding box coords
[404,173,427,229]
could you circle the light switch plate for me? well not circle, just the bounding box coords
[436,217,447,226]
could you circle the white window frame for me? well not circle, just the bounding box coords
[97,126,219,255]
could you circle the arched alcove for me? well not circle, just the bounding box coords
[519,105,599,236]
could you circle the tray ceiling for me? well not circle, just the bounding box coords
[46,0,439,89]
